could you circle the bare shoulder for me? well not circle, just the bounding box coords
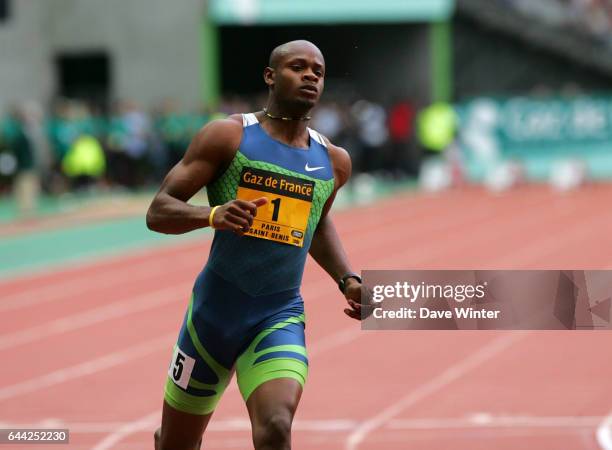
[321,135,352,187]
[184,115,243,165]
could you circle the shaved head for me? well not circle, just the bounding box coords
[268,40,324,69]
[263,39,325,113]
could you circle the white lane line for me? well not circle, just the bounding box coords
[2,415,602,435]
[308,326,361,355]
[0,418,356,434]
[307,327,363,359]
[90,324,365,450]
[0,333,175,402]
[90,410,162,450]
[493,211,612,267]
[0,283,189,351]
[0,418,357,434]
[597,413,612,450]
[0,256,198,313]
[380,197,608,270]
[388,414,604,429]
[345,331,529,450]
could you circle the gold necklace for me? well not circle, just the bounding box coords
[263,108,311,121]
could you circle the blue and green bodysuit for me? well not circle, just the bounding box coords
[164,113,335,414]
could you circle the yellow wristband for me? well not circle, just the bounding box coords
[208,206,220,229]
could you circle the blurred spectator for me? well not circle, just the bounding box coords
[48,99,89,192]
[312,100,361,172]
[312,101,343,141]
[62,133,106,190]
[9,102,50,216]
[106,100,151,189]
[154,98,187,172]
[0,113,18,193]
[122,100,152,188]
[350,99,389,174]
[416,101,458,156]
[387,98,417,176]
[106,101,130,187]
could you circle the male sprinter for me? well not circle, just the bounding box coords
[147,40,364,450]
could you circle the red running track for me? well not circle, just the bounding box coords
[1,185,612,450]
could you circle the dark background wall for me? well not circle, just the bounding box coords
[219,23,431,104]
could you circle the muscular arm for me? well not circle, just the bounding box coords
[146,117,242,234]
[309,143,364,319]
[309,213,353,282]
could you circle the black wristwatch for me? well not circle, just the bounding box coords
[338,273,362,294]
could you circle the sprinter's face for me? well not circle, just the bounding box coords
[265,43,325,108]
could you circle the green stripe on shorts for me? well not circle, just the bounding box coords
[235,314,308,401]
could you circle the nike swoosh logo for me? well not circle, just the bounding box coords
[305,163,325,172]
